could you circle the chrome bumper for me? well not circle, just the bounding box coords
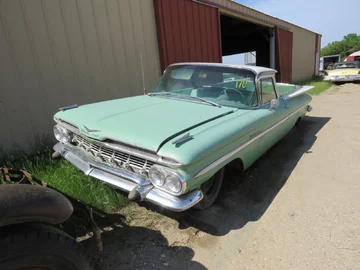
[324,75,360,82]
[53,142,203,212]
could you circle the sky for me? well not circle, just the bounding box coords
[223,0,360,65]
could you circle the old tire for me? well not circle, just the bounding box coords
[0,224,93,270]
[195,168,224,210]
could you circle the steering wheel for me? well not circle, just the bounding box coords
[219,88,246,103]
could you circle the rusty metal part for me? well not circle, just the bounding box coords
[89,208,103,253]
[52,150,61,159]
[0,167,45,186]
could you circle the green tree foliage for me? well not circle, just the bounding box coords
[320,33,360,59]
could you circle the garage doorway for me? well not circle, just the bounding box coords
[220,14,275,68]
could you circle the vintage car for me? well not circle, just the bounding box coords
[324,61,360,83]
[52,63,313,212]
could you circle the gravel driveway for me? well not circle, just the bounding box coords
[84,83,360,270]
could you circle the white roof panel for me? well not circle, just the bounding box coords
[169,62,277,75]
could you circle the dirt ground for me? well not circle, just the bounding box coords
[82,83,360,270]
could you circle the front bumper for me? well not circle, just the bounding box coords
[324,75,360,82]
[53,142,203,212]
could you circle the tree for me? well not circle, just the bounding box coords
[320,33,360,59]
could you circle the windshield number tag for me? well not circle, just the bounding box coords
[235,80,248,89]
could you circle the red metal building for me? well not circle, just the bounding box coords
[153,0,321,83]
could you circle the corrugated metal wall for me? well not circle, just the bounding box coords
[289,25,317,82]
[0,0,161,155]
[154,0,222,72]
[276,28,293,83]
[314,34,320,75]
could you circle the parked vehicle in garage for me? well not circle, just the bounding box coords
[52,63,313,212]
[323,61,360,83]
[319,54,341,75]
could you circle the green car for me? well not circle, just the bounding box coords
[53,63,313,211]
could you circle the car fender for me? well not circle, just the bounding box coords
[0,185,73,227]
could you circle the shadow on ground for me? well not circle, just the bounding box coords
[77,213,206,270]
[140,116,331,236]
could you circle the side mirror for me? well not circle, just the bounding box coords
[269,99,280,110]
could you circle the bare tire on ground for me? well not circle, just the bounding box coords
[0,224,93,270]
[195,168,225,210]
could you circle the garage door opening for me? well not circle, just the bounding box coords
[220,14,274,69]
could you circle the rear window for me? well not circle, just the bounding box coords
[334,62,359,69]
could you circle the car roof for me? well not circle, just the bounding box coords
[335,61,359,65]
[169,62,277,75]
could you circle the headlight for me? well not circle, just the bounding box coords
[149,165,184,195]
[149,166,165,186]
[165,174,182,193]
[53,124,72,143]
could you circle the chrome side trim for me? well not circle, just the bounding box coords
[59,104,78,111]
[172,133,193,145]
[53,118,183,167]
[194,105,308,178]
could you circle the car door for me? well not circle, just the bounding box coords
[256,76,291,153]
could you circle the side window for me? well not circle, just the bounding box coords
[260,77,277,104]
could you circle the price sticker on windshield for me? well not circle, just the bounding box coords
[235,80,248,89]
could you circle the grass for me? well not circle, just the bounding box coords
[299,76,333,95]
[2,149,129,213]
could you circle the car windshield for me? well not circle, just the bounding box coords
[150,65,258,109]
[334,62,359,69]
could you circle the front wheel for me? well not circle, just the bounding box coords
[195,168,225,210]
[0,224,93,270]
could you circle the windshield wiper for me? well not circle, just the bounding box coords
[148,92,221,108]
[179,95,222,108]
[147,92,173,96]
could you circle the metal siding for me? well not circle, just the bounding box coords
[184,0,197,61]
[154,0,221,71]
[1,0,49,143]
[0,0,161,156]
[0,3,33,153]
[192,2,203,62]
[314,34,319,75]
[290,25,317,82]
[178,0,190,61]
[276,27,293,83]
[169,0,183,62]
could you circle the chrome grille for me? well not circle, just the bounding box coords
[73,134,155,175]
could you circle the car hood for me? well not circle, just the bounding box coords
[327,69,360,76]
[54,95,235,152]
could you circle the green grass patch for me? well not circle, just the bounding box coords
[299,76,333,96]
[4,149,129,213]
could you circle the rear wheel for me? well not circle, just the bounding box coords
[195,168,225,210]
[0,224,93,270]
